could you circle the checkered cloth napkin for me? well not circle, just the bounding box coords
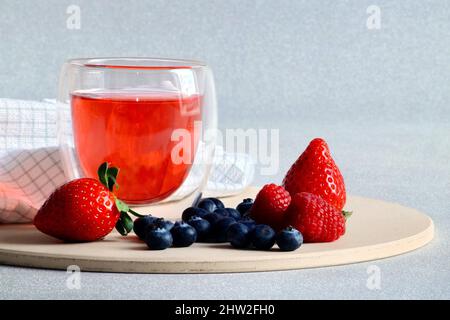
[0,98,255,224]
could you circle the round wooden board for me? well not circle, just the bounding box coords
[0,187,434,273]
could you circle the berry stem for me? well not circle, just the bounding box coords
[129,208,145,218]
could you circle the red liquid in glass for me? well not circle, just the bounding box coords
[71,90,202,204]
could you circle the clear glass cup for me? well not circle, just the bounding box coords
[57,57,217,205]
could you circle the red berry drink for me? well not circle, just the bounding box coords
[71,89,202,204]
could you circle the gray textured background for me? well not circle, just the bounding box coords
[0,0,449,299]
[1,0,449,125]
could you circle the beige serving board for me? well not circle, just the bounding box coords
[0,187,434,273]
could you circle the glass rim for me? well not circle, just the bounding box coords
[66,57,207,70]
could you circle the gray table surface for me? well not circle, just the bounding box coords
[1,119,448,299]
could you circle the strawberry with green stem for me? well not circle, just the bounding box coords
[34,162,143,242]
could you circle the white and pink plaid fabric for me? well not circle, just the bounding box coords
[0,98,254,223]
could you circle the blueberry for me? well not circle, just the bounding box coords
[227,223,251,248]
[214,208,230,218]
[162,220,175,231]
[197,198,217,212]
[171,221,197,247]
[197,197,225,212]
[133,215,158,239]
[153,218,174,231]
[225,208,241,220]
[203,212,223,226]
[214,208,239,221]
[145,226,173,250]
[207,197,225,209]
[236,198,254,215]
[239,216,256,231]
[187,216,211,240]
[182,207,208,221]
[251,224,276,250]
[276,227,303,251]
[212,217,236,243]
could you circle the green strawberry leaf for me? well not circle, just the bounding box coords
[116,198,144,215]
[115,219,127,236]
[97,162,109,188]
[107,166,119,180]
[97,162,121,191]
[106,167,119,191]
[97,162,144,236]
[115,199,129,213]
[120,212,134,233]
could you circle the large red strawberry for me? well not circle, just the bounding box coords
[282,138,346,211]
[285,192,350,243]
[34,163,141,242]
[248,184,291,230]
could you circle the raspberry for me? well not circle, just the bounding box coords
[248,184,291,230]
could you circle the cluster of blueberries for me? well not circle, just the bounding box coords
[133,197,303,251]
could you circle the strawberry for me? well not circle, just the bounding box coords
[285,192,351,243]
[282,138,346,211]
[34,162,141,242]
[248,184,291,230]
